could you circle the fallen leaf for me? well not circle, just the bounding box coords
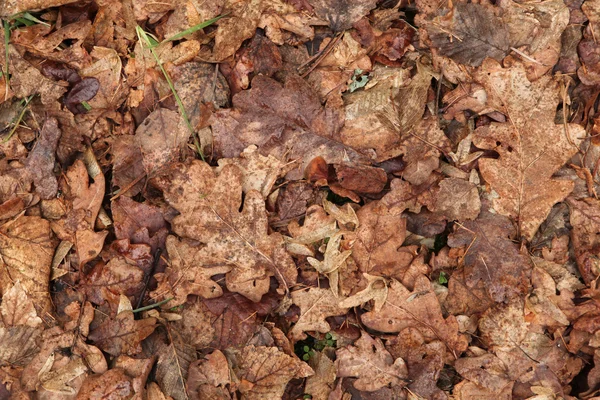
[335,330,408,392]
[228,345,313,400]
[447,205,532,303]
[1,281,43,328]
[0,0,79,16]
[25,118,61,200]
[0,215,56,317]
[89,310,157,356]
[472,61,584,240]
[290,287,349,341]
[155,160,297,301]
[360,276,468,357]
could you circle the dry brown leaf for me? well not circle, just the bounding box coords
[447,205,532,303]
[335,331,408,392]
[152,235,231,307]
[135,108,191,174]
[211,74,369,180]
[0,215,56,317]
[229,345,313,400]
[25,118,60,200]
[1,281,42,328]
[156,161,296,301]
[566,197,600,283]
[216,145,284,198]
[472,61,584,240]
[111,195,168,250]
[187,350,231,400]
[360,276,468,357]
[155,338,197,400]
[79,47,127,110]
[431,177,481,221]
[290,287,349,341]
[88,311,157,356]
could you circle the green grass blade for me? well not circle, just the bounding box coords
[3,19,9,100]
[135,25,204,160]
[21,12,50,27]
[160,13,228,45]
[2,94,34,143]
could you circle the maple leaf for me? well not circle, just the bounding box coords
[156,160,297,301]
[335,331,408,392]
[229,345,313,400]
[471,61,584,240]
[290,287,349,341]
[360,275,468,357]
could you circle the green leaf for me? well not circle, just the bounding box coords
[438,271,448,285]
[303,345,310,353]
[81,101,92,111]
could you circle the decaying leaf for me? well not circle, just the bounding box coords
[228,345,313,400]
[361,276,468,357]
[0,215,56,317]
[472,61,584,240]
[336,331,408,392]
[155,160,296,301]
[89,311,157,356]
[448,205,532,303]
[152,235,231,307]
[290,288,349,341]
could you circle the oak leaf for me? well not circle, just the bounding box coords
[151,235,231,308]
[1,281,43,328]
[229,345,313,400]
[335,331,408,392]
[360,276,468,357]
[25,118,61,200]
[88,311,157,356]
[472,61,584,240]
[155,339,197,400]
[157,160,297,301]
[290,287,349,341]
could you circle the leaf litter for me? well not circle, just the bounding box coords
[1,0,600,399]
